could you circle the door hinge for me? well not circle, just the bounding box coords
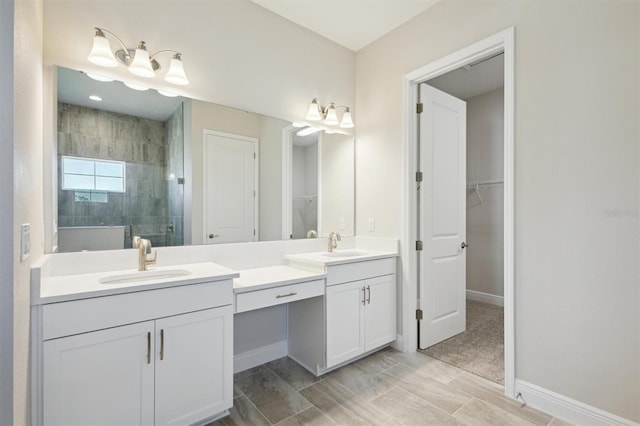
[415,171,423,182]
[254,152,256,159]
[416,240,423,251]
[416,309,423,320]
[416,103,423,114]
[253,229,256,236]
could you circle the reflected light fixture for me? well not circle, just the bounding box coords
[123,81,149,91]
[88,95,102,102]
[85,72,114,82]
[304,98,355,129]
[157,89,179,98]
[296,126,322,137]
[88,27,190,86]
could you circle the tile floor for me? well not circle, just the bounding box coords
[210,348,572,426]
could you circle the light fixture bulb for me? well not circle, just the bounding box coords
[339,108,355,129]
[305,99,322,121]
[324,104,339,125]
[128,42,156,78]
[86,72,114,82]
[87,29,118,67]
[165,54,190,85]
[123,81,149,91]
[157,89,179,97]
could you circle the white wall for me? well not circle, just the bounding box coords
[466,89,504,298]
[0,1,15,423]
[13,0,45,423]
[42,0,355,126]
[319,133,355,236]
[356,0,639,422]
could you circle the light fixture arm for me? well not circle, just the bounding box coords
[149,50,183,62]
[94,27,130,61]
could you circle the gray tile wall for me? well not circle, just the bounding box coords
[57,102,184,248]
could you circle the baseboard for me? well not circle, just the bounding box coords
[233,340,287,374]
[390,334,405,352]
[515,380,639,426]
[466,289,504,307]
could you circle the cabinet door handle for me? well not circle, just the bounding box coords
[146,332,151,364]
[362,287,366,305]
[366,285,371,304]
[160,329,164,361]
[276,292,297,299]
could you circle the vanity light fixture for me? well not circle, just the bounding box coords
[305,98,355,129]
[88,27,190,86]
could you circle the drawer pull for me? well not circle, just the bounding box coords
[276,292,298,299]
[366,285,371,304]
[362,287,366,305]
[160,329,164,360]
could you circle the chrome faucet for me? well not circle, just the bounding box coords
[137,238,157,271]
[328,231,342,253]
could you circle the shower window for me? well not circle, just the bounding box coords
[61,156,126,193]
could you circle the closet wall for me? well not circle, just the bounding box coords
[466,88,504,299]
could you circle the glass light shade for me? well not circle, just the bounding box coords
[339,109,355,129]
[305,99,322,121]
[123,81,149,91]
[165,57,189,85]
[87,34,118,67]
[128,47,156,78]
[86,72,114,82]
[157,89,179,97]
[324,105,339,125]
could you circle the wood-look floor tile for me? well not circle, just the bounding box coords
[453,397,536,426]
[275,406,337,426]
[382,350,463,384]
[548,417,574,426]
[210,395,270,426]
[380,363,473,414]
[234,364,270,381]
[371,386,462,425]
[235,369,311,424]
[448,373,552,425]
[350,347,398,372]
[300,378,390,425]
[325,359,397,402]
[267,357,322,391]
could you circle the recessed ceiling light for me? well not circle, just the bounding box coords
[123,81,149,91]
[86,72,114,82]
[88,95,103,102]
[157,89,179,98]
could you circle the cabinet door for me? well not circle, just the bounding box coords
[364,274,397,351]
[326,280,365,367]
[155,306,233,425]
[43,321,154,426]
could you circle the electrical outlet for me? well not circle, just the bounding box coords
[20,223,31,262]
[368,218,375,232]
[339,217,345,230]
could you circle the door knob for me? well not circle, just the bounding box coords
[208,234,220,239]
[461,242,468,249]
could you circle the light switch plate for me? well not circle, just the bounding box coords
[20,223,31,262]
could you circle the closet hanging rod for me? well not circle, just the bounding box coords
[466,179,503,189]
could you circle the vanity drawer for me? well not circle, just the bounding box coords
[42,280,233,340]
[235,279,324,313]
[326,257,396,286]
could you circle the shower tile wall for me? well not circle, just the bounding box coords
[57,103,183,248]
[165,104,184,247]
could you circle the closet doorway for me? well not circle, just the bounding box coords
[419,53,505,385]
[402,28,515,397]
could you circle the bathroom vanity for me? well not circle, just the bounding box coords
[30,238,398,426]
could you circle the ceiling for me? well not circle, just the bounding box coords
[427,53,504,100]
[250,0,441,51]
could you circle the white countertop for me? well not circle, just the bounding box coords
[285,249,398,268]
[233,265,326,294]
[34,262,239,305]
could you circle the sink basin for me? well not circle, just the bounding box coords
[322,251,368,258]
[99,269,191,285]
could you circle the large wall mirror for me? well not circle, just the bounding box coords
[50,66,355,253]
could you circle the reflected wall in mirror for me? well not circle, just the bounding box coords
[51,66,355,253]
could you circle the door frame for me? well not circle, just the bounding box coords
[202,129,259,243]
[401,27,515,397]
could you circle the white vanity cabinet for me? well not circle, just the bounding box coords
[34,279,235,426]
[287,255,397,375]
[325,264,397,368]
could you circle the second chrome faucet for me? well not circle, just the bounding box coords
[328,231,341,253]
[132,236,157,271]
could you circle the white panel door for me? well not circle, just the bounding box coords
[204,133,256,244]
[43,321,155,426]
[419,83,467,349]
[155,306,233,426]
[364,274,397,351]
[326,280,365,367]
